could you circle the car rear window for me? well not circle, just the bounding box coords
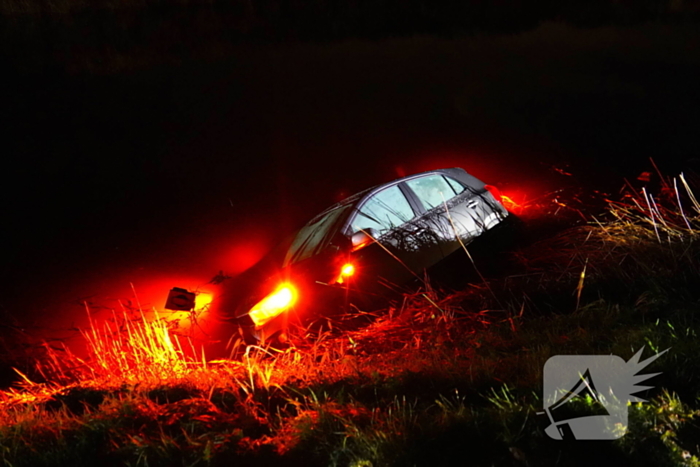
[283,205,351,266]
[406,174,459,210]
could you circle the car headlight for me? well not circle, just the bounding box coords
[248,283,297,328]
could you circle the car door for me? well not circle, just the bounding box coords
[403,173,499,256]
[345,184,430,293]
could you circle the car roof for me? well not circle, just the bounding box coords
[282,167,484,267]
[307,167,471,223]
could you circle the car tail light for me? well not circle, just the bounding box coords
[341,263,355,277]
[249,283,297,327]
[336,262,355,284]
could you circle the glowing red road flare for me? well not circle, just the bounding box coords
[340,263,355,277]
[485,184,526,213]
[336,262,356,284]
[500,194,521,212]
[249,283,297,327]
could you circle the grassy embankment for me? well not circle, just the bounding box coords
[2,175,700,466]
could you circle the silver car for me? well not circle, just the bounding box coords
[191,167,511,348]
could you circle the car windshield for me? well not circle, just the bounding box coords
[283,204,352,267]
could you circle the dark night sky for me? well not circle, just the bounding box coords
[2,9,700,356]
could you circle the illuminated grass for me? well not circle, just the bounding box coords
[2,176,700,466]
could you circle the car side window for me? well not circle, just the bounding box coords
[351,185,415,235]
[444,176,466,195]
[406,174,458,210]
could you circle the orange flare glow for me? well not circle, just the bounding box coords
[341,263,355,277]
[195,291,213,311]
[249,283,297,327]
[336,262,356,284]
[500,194,521,211]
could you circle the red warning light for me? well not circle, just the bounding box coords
[340,263,355,277]
[249,283,297,327]
[500,194,522,212]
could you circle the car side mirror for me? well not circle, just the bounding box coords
[351,229,377,250]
